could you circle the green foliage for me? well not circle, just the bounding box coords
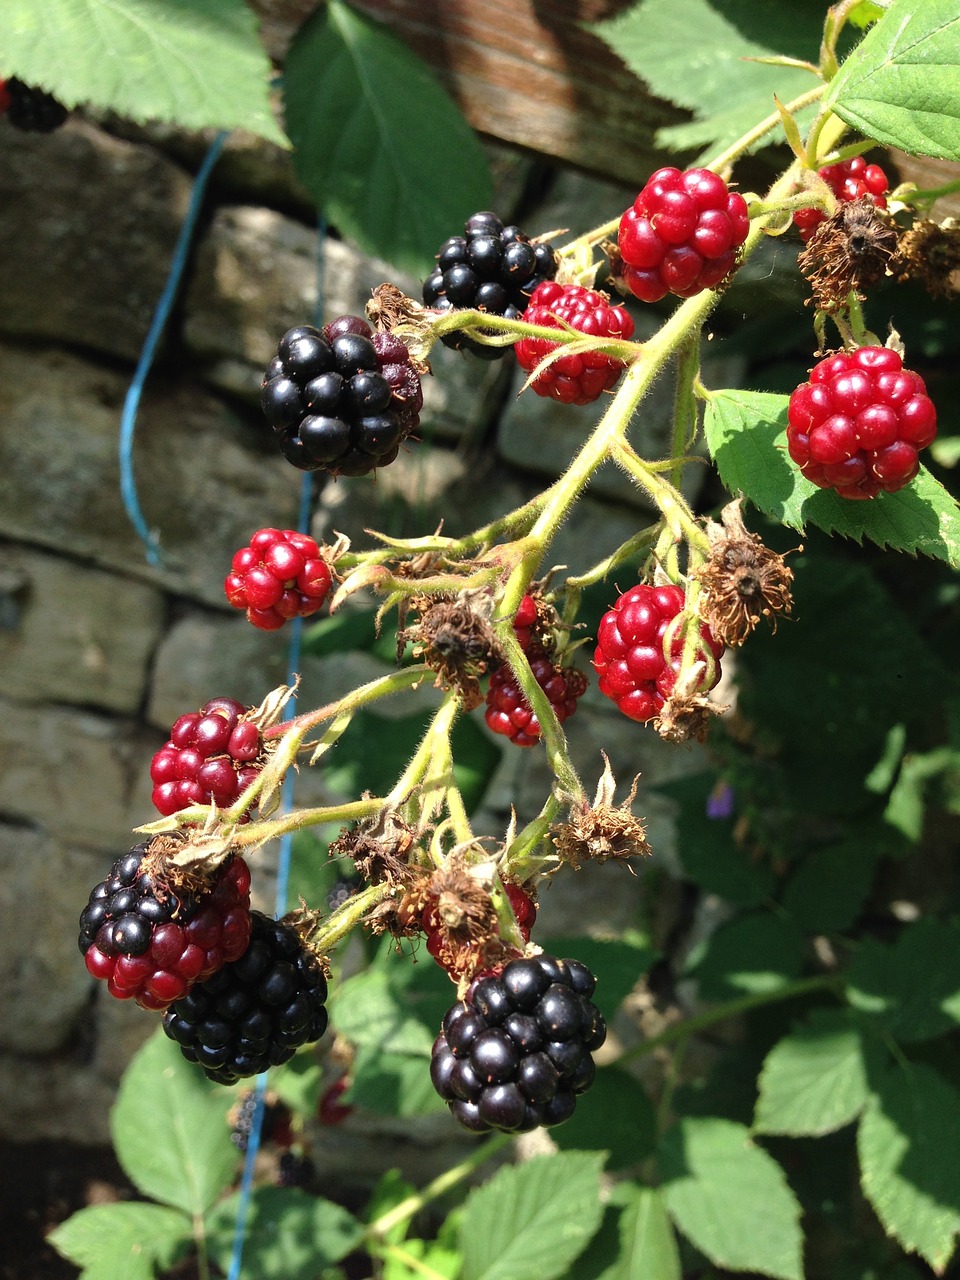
[659,1117,804,1279]
[206,1187,362,1278]
[0,0,285,143]
[825,0,960,162]
[551,1067,657,1170]
[110,1029,237,1215]
[846,918,960,1042]
[597,1186,683,1280]
[588,0,821,159]
[858,1062,960,1271]
[283,0,493,274]
[683,912,805,1001]
[458,1152,606,1280]
[46,1203,192,1280]
[703,388,960,568]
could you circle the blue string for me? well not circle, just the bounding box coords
[227,217,326,1280]
[118,131,228,566]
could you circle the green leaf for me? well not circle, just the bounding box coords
[109,1028,237,1215]
[270,1051,325,1120]
[349,1042,447,1117]
[284,0,493,274]
[207,1187,363,1279]
[597,1187,682,1280]
[682,911,805,1002]
[0,0,285,144]
[859,1062,960,1271]
[459,1152,606,1280]
[704,388,960,568]
[780,837,880,933]
[824,0,960,162]
[846,918,960,1042]
[589,0,820,160]
[754,1008,883,1136]
[383,1237,462,1280]
[552,1067,656,1170]
[48,1202,191,1280]
[660,1117,804,1280]
[654,772,775,908]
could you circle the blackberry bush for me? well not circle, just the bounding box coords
[260,317,423,476]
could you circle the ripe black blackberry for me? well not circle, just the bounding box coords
[260,316,423,477]
[422,211,558,359]
[2,78,68,132]
[162,911,329,1084]
[430,953,605,1133]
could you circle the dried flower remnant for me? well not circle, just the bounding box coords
[896,218,960,300]
[402,591,501,710]
[655,671,724,744]
[798,197,899,312]
[552,753,652,871]
[697,499,796,647]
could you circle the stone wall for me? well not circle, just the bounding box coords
[0,114,734,1143]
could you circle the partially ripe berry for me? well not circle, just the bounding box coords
[151,697,265,818]
[794,157,890,243]
[786,346,937,499]
[515,281,634,404]
[619,167,750,303]
[592,583,724,722]
[485,647,588,747]
[225,528,333,631]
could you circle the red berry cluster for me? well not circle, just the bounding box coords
[485,648,587,747]
[80,850,253,1011]
[515,281,635,405]
[593,583,724,723]
[150,697,264,817]
[619,167,750,303]
[786,346,937,500]
[793,157,890,243]
[225,528,333,631]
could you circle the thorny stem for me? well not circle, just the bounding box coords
[707,84,825,173]
[229,796,386,849]
[307,881,392,953]
[365,1134,513,1242]
[274,665,432,739]
[617,974,842,1064]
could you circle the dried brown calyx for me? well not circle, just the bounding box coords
[895,217,960,300]
[552,754,652,871]
[329,808,422,890]
[696,499,796,647]
[654,671,725,744]
[365,282,433,372]
[401,590,502,710]
[799,197,899,312]
[399,853,504,984]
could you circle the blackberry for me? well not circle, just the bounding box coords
[150,697,265,819]
[79,838,253,1011]
[430,953,605,1133]
[422,212,558,359]
[3,78,68,132]
[485,646,588,747]
[162,911,329,1084]
[225,528,332,631]
[260,317,423,477]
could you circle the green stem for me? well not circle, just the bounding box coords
[275,665,433,738]
[617,974,841,1064]
[377,1243,451,1280]
[193,1217,210,1280]
[230,795,386,848]
[365,1133,512,1242]
[308,881,394,952]
[707,84,825,173]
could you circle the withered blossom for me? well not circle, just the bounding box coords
[552,754,652,870]
[798,197,899,312]
[696,499,796,647]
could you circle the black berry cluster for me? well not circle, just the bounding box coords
[162,911,329,1084]
[430,953,605,1132]
[422,211,558,359]
[1,78,68,132]
[260,316,423,477]
[79,840,252,1011]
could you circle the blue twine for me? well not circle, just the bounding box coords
[227,216,326,1280]
[118,130,228,566]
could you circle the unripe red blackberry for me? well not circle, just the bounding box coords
[619,167,750,303]
[150,697,265,819]
[3,77,68,132]
[162,911,329,1084]
[423,212,558,359]
[225,528,333,631]
[786,346,937,499]
[592,583,724,723]
[794,157,890,243]
[430,953,605,1133]
[485,647,587,747]
[79,839,253,1011]
[514,281,635,404]
[260,318,423,476]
